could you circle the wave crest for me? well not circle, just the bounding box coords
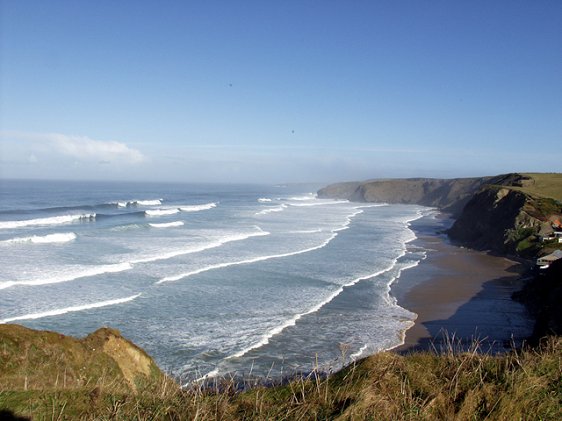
[0,214,96,229]
[255,204,287,215]
[149,221,184,228]
[179,203,217,212]
[3,232,77,244]
[145,209,180,217]
[0,262,132,290]
[0,294,141,324]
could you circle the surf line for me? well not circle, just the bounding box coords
[0,262,133,290]
[0,294,141,324]
[157,209,363,285]
[227,265,396,360]
[194,263,398,382]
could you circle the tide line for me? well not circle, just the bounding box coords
[0,294,141,324]
[226,265,395,360]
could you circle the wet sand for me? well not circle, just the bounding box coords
[392,217,534,353]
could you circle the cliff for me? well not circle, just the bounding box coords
[514,259,562,341]
[448,174,562,255]
[319,173,562,256]
[318,176,496,216]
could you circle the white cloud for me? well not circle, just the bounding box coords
[1,131,146,164]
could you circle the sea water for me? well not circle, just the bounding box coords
[0,179,431,381]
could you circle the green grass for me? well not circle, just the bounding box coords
[516,173,562,202]
[2,332,561,420]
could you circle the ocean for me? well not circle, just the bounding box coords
[0,179,432,382]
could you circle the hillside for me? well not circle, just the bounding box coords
[448,174,562,255]
[1,325,560,420]
[318,176,496,216]
[319,173,562,256]
[0,324,170,394]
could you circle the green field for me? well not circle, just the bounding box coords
[517,173,562,201]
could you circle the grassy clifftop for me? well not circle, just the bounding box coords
[449,174,562,256]
[1,325,561,420]
[512,173,562,201]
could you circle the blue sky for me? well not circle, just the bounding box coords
[1,1,561,183]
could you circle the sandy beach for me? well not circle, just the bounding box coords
[392,215,534,353]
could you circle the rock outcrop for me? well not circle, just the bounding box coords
[448,185,561,255]
[0,325,166,393]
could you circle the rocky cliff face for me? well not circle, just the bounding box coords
[448,184,561,255]
[319,173,562,256]
[447,187,529,253]
[318,176,495,216]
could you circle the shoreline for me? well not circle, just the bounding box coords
[391,213,534,353]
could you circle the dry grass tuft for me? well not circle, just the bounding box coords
[1,327,561,420]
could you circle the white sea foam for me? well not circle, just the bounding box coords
[159,209,362,284]
[149,221,184,228]
[255,204,287,215]
[257,198,272,203]
[136,199,163,206]
[0,262,132,290]
[288,200,349,207]
[145,208,180,217]
[192,368,220,384]
[227,265,396,360]
[113,199,162,207]
[0,294,141,324]
[132,229,270,264]
[288,229,323,234]
[3,232,77,244]
[0,214,95,229]
[158,232,336,284]
[350,344,369,361]
[288,194,316,201]
[179,202,217,212]
[355,203,389,208]
[224,208,426,362]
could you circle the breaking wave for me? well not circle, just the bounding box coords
[158,210,362,284]
[0,294,141,324]
[179,203,217,212]
[145,209,180,217]
[115,199,163,207]
[288,194,316,201]
[149,221,184,228]
[132,228,270,264]
[0,214,96,229]
[0,262,132,290]
[255,204,287,215]
[3,232,77,244]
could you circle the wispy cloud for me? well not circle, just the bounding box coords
[1,131,146,164]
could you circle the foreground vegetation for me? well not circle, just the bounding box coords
[1,326,560,420]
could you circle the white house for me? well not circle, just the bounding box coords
[536,249,562,269]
